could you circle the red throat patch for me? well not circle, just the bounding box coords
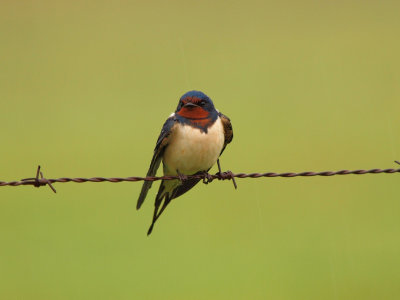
[177,106,209,119]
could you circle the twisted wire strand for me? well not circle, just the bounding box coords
[0,163,399,193]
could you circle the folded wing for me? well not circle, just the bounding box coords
[136,115,176,209]
[219,112,233,155]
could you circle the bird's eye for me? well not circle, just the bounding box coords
[199,100,206,106]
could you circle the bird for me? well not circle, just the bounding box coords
[137,90,233,235]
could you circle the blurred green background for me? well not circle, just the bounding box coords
[1,0,400,299]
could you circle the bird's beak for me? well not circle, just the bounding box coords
[183,102,198,109]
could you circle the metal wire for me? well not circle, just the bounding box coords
[1,162,399,194]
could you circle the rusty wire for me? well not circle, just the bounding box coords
[0,161,399,194]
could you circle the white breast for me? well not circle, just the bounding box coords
[163,118,225,175]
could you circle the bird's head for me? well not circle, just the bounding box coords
[176,91,216,120]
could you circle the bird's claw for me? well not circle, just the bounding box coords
[176,171,188,183]
[201,172,214,184]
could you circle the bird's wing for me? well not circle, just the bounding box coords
[218,112,233,155]
[136,115,177,209]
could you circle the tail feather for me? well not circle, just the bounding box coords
[136,154,163,210]
[146,171,207,235]
[147,180,173,235]
[147,197,170,235]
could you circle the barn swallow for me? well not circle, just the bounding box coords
[137,90,233,235]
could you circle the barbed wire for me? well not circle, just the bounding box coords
[1,161,399,194]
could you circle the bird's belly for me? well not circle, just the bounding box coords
[163,119,225,175]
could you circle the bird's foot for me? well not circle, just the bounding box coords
[200,171,214,184]
[176,170,188,183]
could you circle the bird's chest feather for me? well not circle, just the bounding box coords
[163,118,225,175]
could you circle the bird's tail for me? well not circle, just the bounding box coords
[146,173,204,235]
[147,180,174,235]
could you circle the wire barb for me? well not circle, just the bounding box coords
[216,159,238,189]
[20,166,57,193]
[217,170,238,189]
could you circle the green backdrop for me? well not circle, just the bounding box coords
[1,0,400,299]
